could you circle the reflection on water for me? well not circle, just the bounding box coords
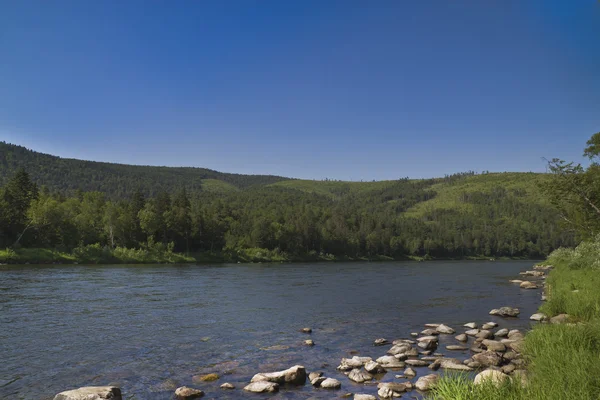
[0,261,540,399]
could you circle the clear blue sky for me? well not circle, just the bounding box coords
[1,1,599,180]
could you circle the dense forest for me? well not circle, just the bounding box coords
[0,142,578,262]
[0,142,290,197]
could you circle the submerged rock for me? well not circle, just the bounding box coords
[53,387,122,400]
[175,387,204,399]
[354,395,376,400]
[243,381,279,393]
[194,373,219,382]
[300,327,312,333]
[250,365,306,385]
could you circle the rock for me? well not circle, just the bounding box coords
[520,281,538,289]
[495,328,509,337]
[308,372,323,381]
[455,333,468,342]
[393,339,416,345]
[404,347,419,357]
[550,314,570,324]
[534,264,553,270]
[304,339,315,346]
[364,361,386,374]
[482,322,498,330]
[510,279,524,284]
[310,376,326,387]
[405,359,429,367]
[354,395,377,400]
[436,324,455,334]
[439,358,473,371]
[348,369,374,383]
[424,323,441,327]
[508,339,525,353]
[476,330,493,339]
[503,350,519,361]
[489,307,520,317]
[373,338,388,346]
[446,345,468,350]
[420,328,439,336]
[220,383,234,390]
[377,382,412,398]
[243,381,279,393]
[465,329,480,336]
[376,355,405,368]
[520,270,545,277]
[541,295,548,301]
[530,313,547,321]
[473,351,502,367]
[482,339,506,352]
[501,363,517,374]
[468,361,482,369]
[338,356,372,370]
[300,327,312,333]
[53,387,122,400]
[320,378,341,389]
[464,322,477,329]
[250,365,306,385]
[410,332,419,337]
[508,329,522,338]
[415,374,439,391]
[195,373,219,382]
[513,369,529,386]
[404,367,416,377]
[474,369,509,386]
[387,343,412,355]
[175,387,204,399]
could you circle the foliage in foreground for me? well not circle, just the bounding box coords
[429,237,600,400]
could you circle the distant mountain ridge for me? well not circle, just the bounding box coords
[0,142,291,198]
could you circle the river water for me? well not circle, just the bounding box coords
[0,260,542,399]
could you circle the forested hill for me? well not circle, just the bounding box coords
[0,142,576,259]
[0,142,291,197]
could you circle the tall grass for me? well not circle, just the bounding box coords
[429,237,600,400]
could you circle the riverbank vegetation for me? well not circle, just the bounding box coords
[0,143,576,264]
[429,133,600,399]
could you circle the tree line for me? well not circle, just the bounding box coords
[0,167,575,260]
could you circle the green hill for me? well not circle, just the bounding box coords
[0,142,290,198]
[0,142,574,260]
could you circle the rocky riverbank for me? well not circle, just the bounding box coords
[51,264,551,400]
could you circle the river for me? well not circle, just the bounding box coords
[0,260,541,399]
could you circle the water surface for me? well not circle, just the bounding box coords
[0,260,542,399]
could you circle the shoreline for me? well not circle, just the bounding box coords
[0,247,541,266]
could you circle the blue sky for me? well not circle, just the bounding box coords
[1,1,599,180]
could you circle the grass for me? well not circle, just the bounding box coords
[200,178,239,193]
[269,179,401,198]
[428,236,600,400]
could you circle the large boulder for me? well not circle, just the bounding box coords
[415,374,439,391]
[175,387,204,399]
[243,381,279,393]
[250,365,306,385]
[473,351,502,367]
[54,387,122,400]
[474,369,509,386]
[489,307,520,317]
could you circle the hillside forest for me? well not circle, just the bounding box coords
[0,141,584,263]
